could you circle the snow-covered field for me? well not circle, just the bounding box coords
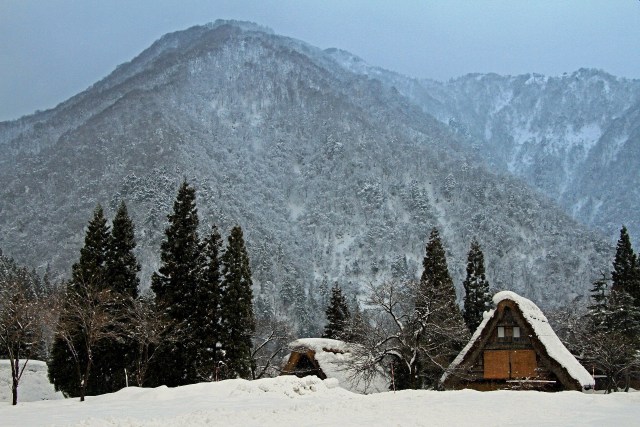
[1,375,639,426]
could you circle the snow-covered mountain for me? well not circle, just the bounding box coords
[328,52,640,243]
[426,71,640,242]
[0,21,611,312]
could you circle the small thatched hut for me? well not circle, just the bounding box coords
[441,291,594,391]
[281,338,387,393]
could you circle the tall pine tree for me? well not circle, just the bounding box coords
[193,226,223,380]
[219,225,255,379]
[418,228,461,319]
[72,205,110,291]
[609,227,640,349]
[322,283,351,340]
[462,239,492,332]
[49,205,111,397]
[416,228,468,388]
[611,226,640,307]
[150,181,202,386]
[106,201,140,298]
[92,201,141,393]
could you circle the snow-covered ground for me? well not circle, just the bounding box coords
[1,375,639,426]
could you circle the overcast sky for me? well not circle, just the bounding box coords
[1,0,639,121]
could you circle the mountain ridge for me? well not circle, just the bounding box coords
[0,22,613,320]
[327,52,640,243]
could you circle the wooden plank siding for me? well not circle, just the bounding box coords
[483,350,537,379]
[511,350,537,378]
[484,350,510,379]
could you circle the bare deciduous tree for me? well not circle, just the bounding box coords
[251,316,295,380]
[126,293,177,387]
[0,276,45,405]
[348,281,468,390]
[54,281,123,401]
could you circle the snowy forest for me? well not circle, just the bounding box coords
[2,179,639,406]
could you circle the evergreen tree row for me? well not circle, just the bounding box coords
[149,181,255,386]
[49,181,256,398]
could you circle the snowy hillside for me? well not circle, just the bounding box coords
[1,375,638,426]
[427,71,640,242]
[337,62,640,244]
[326,50,640,243]
[0,21,613,321]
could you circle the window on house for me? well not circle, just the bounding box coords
[497,326,505,338]
[513,326,520,338]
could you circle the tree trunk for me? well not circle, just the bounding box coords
[80,359,93,402]
[624,372,630,392]
[12,378,18,406]
[409,363,420,390]
[11,358,19,406]
[80,375,86,402]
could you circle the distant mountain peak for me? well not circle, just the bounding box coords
[204,19,275,35]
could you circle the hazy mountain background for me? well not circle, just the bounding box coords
[0,21,624,321]
[329,50,640,243]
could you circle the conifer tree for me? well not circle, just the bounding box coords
[71,205,110,291]
[193,226,223,380]
[582,273,640,392]
[92,201,141,393]
[608,228,640,344]
[417,228,461,320]
[150,181,202,386]
[611,226,640,307]
[322,283,351,340]
[462,239,492,332]
[106,201,140,298]
[49,205,112,397]
[416,228,467,388]
[219,225,255,379]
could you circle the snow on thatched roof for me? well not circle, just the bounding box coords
[441,291,594,389]
[494,291,594,388]
[286,338,388,394]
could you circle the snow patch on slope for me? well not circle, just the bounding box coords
[0,360,63,402]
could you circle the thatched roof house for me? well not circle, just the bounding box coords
[441,291,594,391]
[281,338,388,394]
